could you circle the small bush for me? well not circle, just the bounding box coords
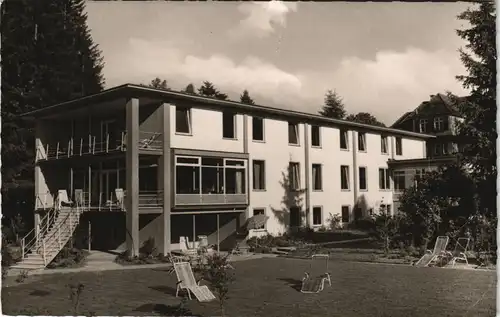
[327,213,342,230]
[47,247,88,269]
[139,237,157,258]
[202,252,235,317]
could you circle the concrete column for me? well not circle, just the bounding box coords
[161,103,172,254]
[351,131,359,209]
[303,123,311,228]
[243,115,250,210]
[125,98,140,257]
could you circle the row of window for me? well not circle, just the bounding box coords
[252,160,392,192]
[418,117,449,133]
[175,107,404,155]
[253,204,393,228]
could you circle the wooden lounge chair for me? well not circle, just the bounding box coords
[174,262,216,302]
[446,237,470,266]
[415,236,449,267]
[301,254,331,294]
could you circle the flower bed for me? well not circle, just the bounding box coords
[47,247,89,269]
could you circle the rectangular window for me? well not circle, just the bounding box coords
[419,119,428,133]
[288,162,300,191]
[201,157,224,194]
[252,160,266,190]
[312,164,323,191]
[224,163,246,194]
[340,165,350,190]
[290,207,301,227]
[414,168,426,186]
[222,111,236,139]
[252,117,264,141]
[359,167,367,191]
[381,135,388,154]
[394,170,406,192]
[288,122,299,145]
[378,168,391,190]
[253,208,266,229]
[434,143,447,156]
[341,206,350,223]
[433,117,444,132]
[396,137,403,155]
[358,132,366,152]
[311,125,321,147]
[340,129,349,149]
[175,107,191,134]
[312,206,322,226]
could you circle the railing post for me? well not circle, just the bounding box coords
[88,135,91,154]
[42,238,46,266]
[21,238,25,260]
[56,142,60,159]
[57,227,61,249]
[68,140,71,157]
[92,136,96,154]
[80,138,83,156]
[46,144,49,159]
[106,133,109,153]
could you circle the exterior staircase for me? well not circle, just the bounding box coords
[11,202,82,271]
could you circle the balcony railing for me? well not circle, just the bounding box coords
[37,131,163,161]
[175,193,248,206]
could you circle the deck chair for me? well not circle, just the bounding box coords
[415,236,449,267]
[56,189,73,209]
[301,254,332,294]
[180,236,199,257]
[446,237,470,266]
[174,262,216,302]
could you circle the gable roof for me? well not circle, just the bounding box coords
[391,93,464,128]
[20,83,435,139]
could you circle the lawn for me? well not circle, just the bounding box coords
[2,257,496,317]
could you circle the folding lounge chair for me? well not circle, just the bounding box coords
[446,237,470,266]
[174,262,216,302]
[301,254,331,294]
[415,236,449,267]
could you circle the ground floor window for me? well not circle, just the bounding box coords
[312,206,322,226]
[290,207,301,227]
[253,208,266,229]
[341,206,350,223]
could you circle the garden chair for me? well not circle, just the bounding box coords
[180,236,199,257]
[166,252,187,275]
[301,254,331,294]
[415,236,449,267]
[173,262,216,302]
[445,237,470,266]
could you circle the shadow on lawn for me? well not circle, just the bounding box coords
[29,289,51,297]
[149,285,178,297]
[276,277,303,292]
[134,303,201,317]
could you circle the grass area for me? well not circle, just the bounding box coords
[2,257,495,316]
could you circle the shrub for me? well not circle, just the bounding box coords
[348,217,377,232]
[327,213,342,230]
[48,247,88,269]
[202,252,235,317]
[139,237,157,258]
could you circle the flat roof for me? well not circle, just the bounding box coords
[20,83,435,139]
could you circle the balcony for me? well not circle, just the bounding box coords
[175,193,247,206]
[36,131,162,161]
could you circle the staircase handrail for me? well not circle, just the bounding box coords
[42,204,81,249]
[21,206,58,259]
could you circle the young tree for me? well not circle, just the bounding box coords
[1,0,105,221]
[182,83,196,94]
[198,81,228,100]
[318,90,346,119]
[148,77,168,90]
[455,2,497,221]
[203,253,235,317]
[240,89,255,105]
[345,112,386,127]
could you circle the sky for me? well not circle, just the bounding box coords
[85,1,473,125]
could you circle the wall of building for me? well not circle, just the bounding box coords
[170,105,245,153]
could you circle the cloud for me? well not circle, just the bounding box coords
[229,1,297,39]
[105,39,467,125]
[106,38,302,105]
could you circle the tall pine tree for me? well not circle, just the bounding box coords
[318,90,346,119]
[182,83,196,94]
[455,2,496,219]
[1,0,105,220]
[198,81,228,100]
[240,89,255,105]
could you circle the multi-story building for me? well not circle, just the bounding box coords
[19,84,433,268]
[389,93,463,211]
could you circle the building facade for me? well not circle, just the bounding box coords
[24,84,434,257]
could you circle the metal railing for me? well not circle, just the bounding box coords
[20,207,59,260]
[37,131,163,161]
